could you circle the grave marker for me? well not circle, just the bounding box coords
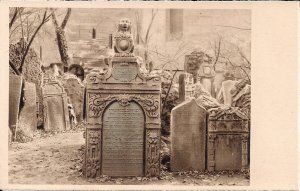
[171,98,207,171]
[42,76,70,131]
[84,18,161,178]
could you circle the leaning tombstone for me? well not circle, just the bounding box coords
[207,107,249,171]
[170,98,207,171]
[9,74,23,140]
[18,82,37,140]
[42,75,70,132]
[84,18,161,178]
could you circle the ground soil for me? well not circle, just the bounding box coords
[9,130,249,186]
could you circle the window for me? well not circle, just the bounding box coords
[166,9,183,41]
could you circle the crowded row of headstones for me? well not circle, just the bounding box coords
[9,65,85,143]
[81,19,251,178]
[170,74,250,171]
[9,19,250,178]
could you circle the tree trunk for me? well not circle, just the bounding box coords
[52,9,71,72]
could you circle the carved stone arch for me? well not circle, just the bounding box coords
[101,99,147,124]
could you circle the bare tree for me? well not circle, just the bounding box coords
[9,8,53,74]
[209,33,251,83]
[51,8,72,72]
[135,9,158,63]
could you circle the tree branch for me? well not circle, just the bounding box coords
[19,10,51,73]
[213,24,251,31]
[213,36,222,70]
[9,60,21,75]
[144,9,157,45]
[162,69,178,109]
[61,8,71,29]
[9,8,19,30]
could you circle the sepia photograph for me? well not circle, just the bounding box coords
[8,7,252,186]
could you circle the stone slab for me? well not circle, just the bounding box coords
[18,82,37,134]
[9,74,23,134]
[63,76,85,122]
[214,135,242,170]
[102,101,145,176]
[171,98,207,171]
[42,82,70,131]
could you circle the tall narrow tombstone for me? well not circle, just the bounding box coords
[9,74,23,139]
[18,82,37,134]
[171,98,207,171]
[84,18,161,178]
[42,76,70,131]
[63,75,85,122]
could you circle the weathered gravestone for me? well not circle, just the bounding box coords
[178,73,194,103]
[217,80,238,107]
[207,107,249,171]
[63,74,85,122]
[9,74,23,139]
[170,98,207,171]
[42,75,70,131]
[84,18,161,178]
[18,82,37,135]
[184,51,204,83]
[9,39,44,126]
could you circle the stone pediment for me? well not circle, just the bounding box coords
[208,107,248,121]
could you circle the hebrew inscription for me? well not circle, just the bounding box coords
[102,101,145,176]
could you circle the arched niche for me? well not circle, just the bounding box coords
[102,101,145,176]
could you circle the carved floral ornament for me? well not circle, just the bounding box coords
[146,130,160,176]
[88,94,159,118]
[208,107,248,121]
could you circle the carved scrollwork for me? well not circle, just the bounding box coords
[88,94,108,117]
[132,95,159,118]
[145,130,160,177]
[86,69,108,84]
[88,94,160,118]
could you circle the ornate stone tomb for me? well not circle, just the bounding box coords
[42,76,70,131]
[207,107,249,171]
[170,98,207,171]
[84,18,161,178]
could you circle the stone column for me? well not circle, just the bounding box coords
[241,134,249,171]
[207,134,217,172]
